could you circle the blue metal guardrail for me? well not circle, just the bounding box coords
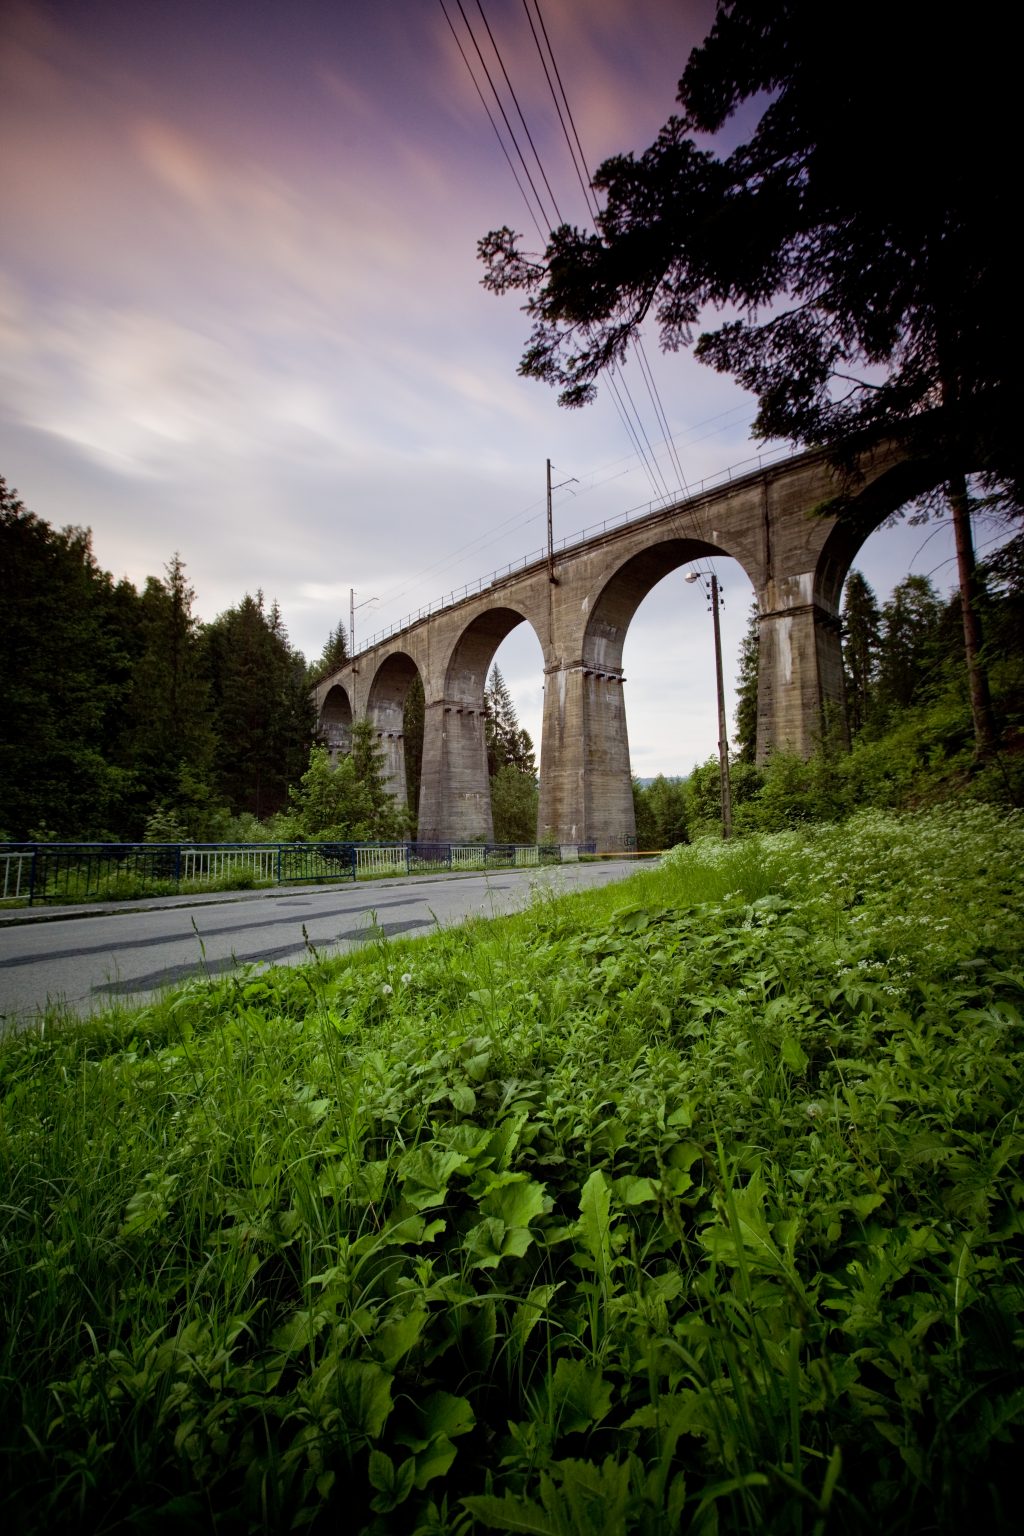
[0,840,598,906]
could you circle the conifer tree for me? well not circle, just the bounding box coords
[289,720,408,841]
[733,603,759,763]
[312,621,349,683]
[484,665,538,840]
[0,478,131,838]
[403,672,425,825]
[123,555,216,830]
[485,666,536,777]
[842,572,882,736]
[875,576,946,717]
[203,592,312,820]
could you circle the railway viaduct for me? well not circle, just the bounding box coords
[313,438,923,848]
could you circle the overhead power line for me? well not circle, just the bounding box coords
[440,0,720,567]
[438,0,546,245]
[471,0,564,226]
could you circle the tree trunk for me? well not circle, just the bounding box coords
[947,468,998,758]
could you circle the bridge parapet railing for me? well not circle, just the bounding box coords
[1,840,593,905]
[361,443,795,652]
[1,850,34,902]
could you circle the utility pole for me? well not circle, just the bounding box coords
[686,570,733,840]
[546,460,577,584]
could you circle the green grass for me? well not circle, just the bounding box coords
[1,806,1022,1533]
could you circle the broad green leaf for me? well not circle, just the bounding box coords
[485,1111,528,1170]
[463,1215,534,1269]
[613,1174,657,1206]
[781,1035,809,1072]
[368,1449,416,1512]
[510,1283,561,1361]
[270,1310,322,1356]
[420,1390,475,1441]
[462,1050,492,1082]
[397,1143,470,1209]
[461,1494,558,1535]
[353,1160,389,1203]
[482,1176,548,1230]
[317,1160,350,1199]
[373,1307,427,1369]
[333,1360,393,1439]
[411,1436,458,1489]
[449,1081,477,1114]
[542,1357,612,1434]
[577,1170,613,1278]
[850,1192,886,1220]
[382,1214,446,1246]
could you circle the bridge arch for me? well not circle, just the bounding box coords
[319,683,353,760]
[443,605,547,702]
[813,460,949,614]
[366,651,422,819]
[416,605,545,844]
[581,537,736,671]
[536,538,738,849]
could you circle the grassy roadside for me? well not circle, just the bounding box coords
[1,805,1022,1534]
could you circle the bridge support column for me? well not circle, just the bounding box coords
[755,587,845,760]
[418,699,492,844]
[539,664,635,849]
[375,731,408,815]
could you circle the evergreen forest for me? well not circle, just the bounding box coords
[0,477,545,848]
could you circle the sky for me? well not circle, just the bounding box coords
[0,0,999,777]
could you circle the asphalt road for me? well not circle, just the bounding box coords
[0,861,643,1029]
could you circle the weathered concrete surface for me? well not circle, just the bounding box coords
[315,441,912,847]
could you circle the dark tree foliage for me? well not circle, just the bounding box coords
[0,478,132,839]
[402,672,425,828]
[119,555,216,833]
[311,621,349,683]
[288,721,409,842]
[842,572,882,737]
[733,602,759,763]
[481,0,1015,753]
[202,593,314,821]
[481,0,1019,501]
[1,479,323,839]
[484,666,538,842]
[631,778,657,851]
[484,666,536,777]
[875,576,947,717]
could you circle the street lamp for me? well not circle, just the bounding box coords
[685,569,733,839]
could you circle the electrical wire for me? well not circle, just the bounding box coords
[472,0,564,226]
[447,0,554,233]
[438,0,547,245]
[606,369,666,500]
[443,0,724,578]
[520,0,597,226]
[528,0,602,222]
[517,0,690,507]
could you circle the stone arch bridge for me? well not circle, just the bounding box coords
[314,439,921,848]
